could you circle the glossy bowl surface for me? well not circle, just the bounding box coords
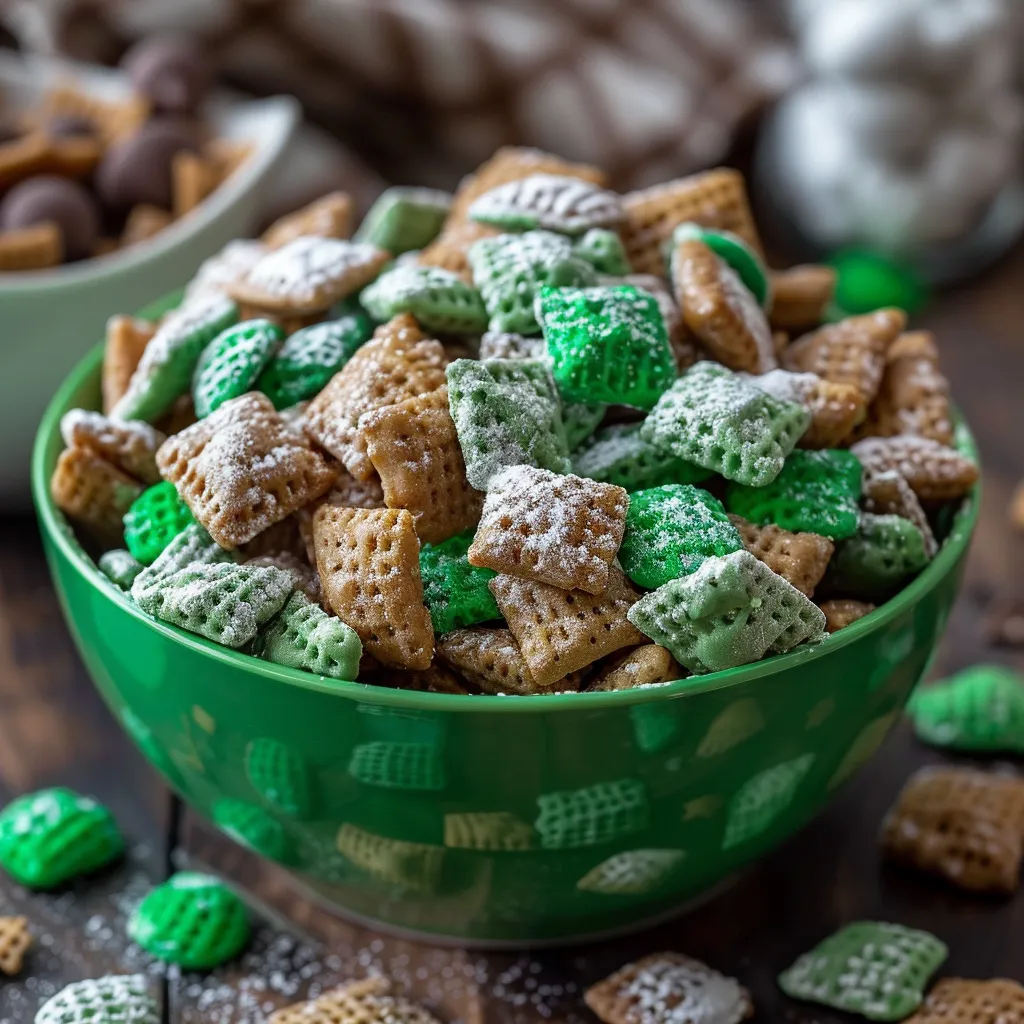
[33,317,979,946]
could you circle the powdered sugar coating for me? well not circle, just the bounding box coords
[185,239,267,302]
[192,318,284,419]
[60,409,165,483]
[360,264,487,334]
[35,974,159,1024]
[573,422,710,491]
[469,174,624,235]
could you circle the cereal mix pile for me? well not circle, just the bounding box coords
[51,148,978,694]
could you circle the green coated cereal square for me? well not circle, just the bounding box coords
[572,422,711,491]
[419,530,501,634]
[192,318,284,419]
[123,480,195,565]
[260,591,362,680]
[361,264,487,334]
[827,513,930,599]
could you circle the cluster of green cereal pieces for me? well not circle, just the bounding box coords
[419,530,501,633]
[907,664,1024,753]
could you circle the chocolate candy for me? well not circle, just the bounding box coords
[96,118,199,211]
[122,35,213,115]
[0,175,99,261]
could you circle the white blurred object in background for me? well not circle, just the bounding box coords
[761,0,1024,266]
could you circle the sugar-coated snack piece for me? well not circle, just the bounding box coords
[98,548,144,590]
[184,238,267,303]
[621,168,762,276]
[469,466,627,594]
[227,236,389,315]
[437,627,549,695]
[490,567,645,687]
[313,506,434,670]
[246,550,320,605]
[361,264,487,334]
[0,915,30,976]
[135,561,293,647]
[111,292,238,423]
[628,549,826,674]
[478,330,546,361]
[468,173,624,234]
[573,422,711,491]
[641,361,811,487]
[191,318,284,418]
[562,401,607,451]
[535,779,649,850]
[270,976,443,1024]
[779,921,947,1021]
[588,645,683,692]
[35,975,159,1024]
[828,513,930,600]
[851,435,978,501]
[573,228,631,275]
[620,484,743,589]
[261,191,353,249]
[131,522,234,603]
[419,531,500,634]
[861,467,938,557]
[468,229,596,335]
[158,392,337,548]
[538,284,677,410]
[782,308,906,401]
[354,185,453,254]
[902,978,1024,1024]
[417,219,496,279]
[60,409,165,483]
[726,449,863,541]
[361,385,483,544]
[128,871,249,969]
[50,447,143,546]
[446,357,571,489]
[122,480,195,565]
[259,591,362,680]
[907,665,1024,753]
[881,766,1024,895]
[0,787,123,890]
[102,314,156,413]
[303,313,448,481]
[585,951,752,1024]
[730,515,834,598]
[671,238,776,373]
[819,597,875,632]
[673,221,771,307]
[768,264,836,329]
[256,309,373,410]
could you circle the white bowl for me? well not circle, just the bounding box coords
[0,53,299,507]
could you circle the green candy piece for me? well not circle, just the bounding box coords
[827,513,930,599]
[134,562,293,648]
[535,779,649,850]
[213,798,295,864]
[110,293,238,423]
[419,530,500,634]
[468,229,596,335]
[348,741,445,791]
[539,284,677,410]
[130,522,234,603]
[726,449,862,541]
[123,481,195,565]
[244,737,313,817]
[620,484,743,589]
[36,975,158,1024]
[572,422,711,491]
[354,185,452,254]
[98,549,144,590]
[257,312,372,409]
[360,264,487,334]
[672,222,771,308]
[0,787,123,890]
[192,318,284,418]
[829,248,928,318]
[446,358,571,490]
[573,227,631,275]
[779,921,947,1020]
[641,361,811,487]
[259,591,361,679]
[907,664,1024,753]
[627,549,826,674]
[562,401,607,452]
[128,872,249,970]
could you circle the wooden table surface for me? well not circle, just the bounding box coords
[1,243,1023,1023]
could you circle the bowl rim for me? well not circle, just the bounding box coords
[32,315,981,714]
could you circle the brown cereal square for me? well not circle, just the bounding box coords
[102,314,156,413]
[0,916,30,976]
[417,219,497,280]
[489,568,644,687]
[362,385,483,544]
[881,766,1024,894]
[903,978,1024,1024]
[157,392,337,548]
[303,313,448,481]
[270,976,442,1024]
[296,471,387,562]
[313,506,434,670]
[171,150,218,217]
[50,447,143,545]
[589,645,684,692]
[768,264,837,330]
[818,598,876,633]
[861,468,938,557]
[60,409,165,484]
[469,466,628,595]
[851,435,978,502]
[262,191,354,249]
[437,627,548,695]
[0,221,63,270]
[799,378,867,449]
[729,515,833,598]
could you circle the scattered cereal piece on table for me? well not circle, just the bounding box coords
[851,435,979,502]
[35,975,159,1024]
[881,766,1024,894]
[573,422,710,491]
[827,513,931,600]
[0,914,29,976]
[469,465,627,594]
[588,645,684,691]
[261,190,353,249]
[778,921,947,1020]
[469,173,624,234]
[191,317,284,418]
[730,515,834,598]
[585,951,752,1024]
[122,480,195,565]
[259,591,362,680]
[420,530,500,634]
[361,263,487,334]
[901,978,1024,1024]
[818,597,876,632]
[0,787,123,890]
[128,871,249,969]
[102,314,156,413]
[354,185,452,254]
[270,975,442,1024]
[50,446,143,546]
[98,548,144,590]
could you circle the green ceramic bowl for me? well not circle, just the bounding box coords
[32,306,979,947]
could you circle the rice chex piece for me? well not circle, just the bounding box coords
[102,314,156,413]
[61,409,165,484]
[585,951,752,1024]
[574,227,631,275]
[191,318,284,419]
[304,313,448,481]
[355,185,453,254]
[573,422,711,491]
[469,465,627,594]
[768,264,836,329]
[270,976,442,1024]
[50,447,143,546]
[588,645,683,692]
[729,515,833,598]
[417,219,497,279]
[902,978,1024,1024]
[851,435,978,502]
[260,591,362,680]
[641,361,810,487]
[313,506,434,670]
[469,173,624,234]
[123,481,195,565]
[437,627,553,695]
[818,598,875,632]
[478,330,546,361]
[562,400,608,452]
[361,264,487,335]
[861,467,938,557]
[157,392,337,548]
[261,190,353,249]
[362,385,483,544]
[0,916,30,976]
[98,549,145,590]
[490,567,644,686]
